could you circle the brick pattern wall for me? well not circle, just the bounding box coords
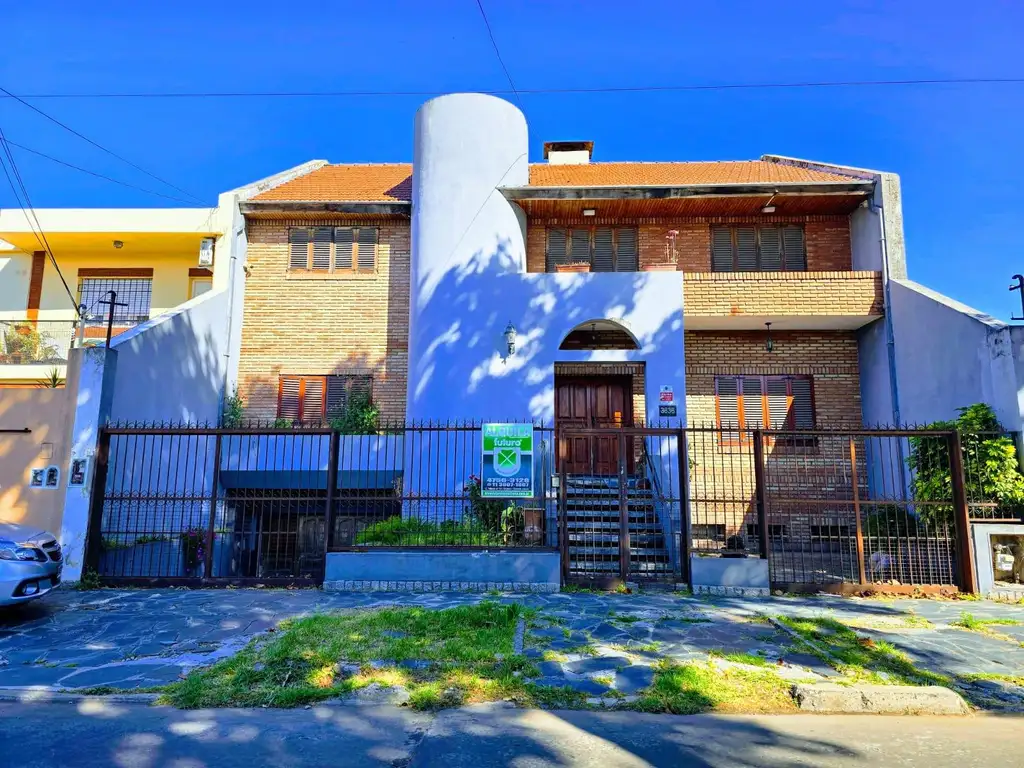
[685,330,864,552]
[684,271,883,317]
[525,215,852,273]
[238,217,410,421]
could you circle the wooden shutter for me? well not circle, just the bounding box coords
[569,228,590,264]
[312,227,332,271]
[288,228,309,270]
[716,377,741,441]
[278,377,301,420]
[741,377,764,428]
[334,227,354,270]
[711,227,733,271]
[736,227,757,271]
[616,228,638,271]
[782,226,806,271]
[300,377,325,422]
[766,378,791,428]
[356,227,377,271]
[592,228,614,272]
[326,376,348,416]
[759,227,783,271]
[547,228,567,271]
[790,377,814,428]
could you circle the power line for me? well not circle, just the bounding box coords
[1,138,202,205]
[0,85,207,205]
[473,0,523,111]
[0,77,1020,100]
[0,124,81,315]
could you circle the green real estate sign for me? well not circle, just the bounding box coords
[480,423,533,498]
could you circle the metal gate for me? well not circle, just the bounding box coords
[687,427,973,593]
[557,426,685,587]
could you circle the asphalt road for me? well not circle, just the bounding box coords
[1,700,1021,767]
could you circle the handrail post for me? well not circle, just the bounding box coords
[948,431,978,594]
[618,432,630,583]
[752,429,770,561]
[678,427,692,589]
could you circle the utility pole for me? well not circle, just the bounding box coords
[98,290,127,348]
[1010,274,1024,321]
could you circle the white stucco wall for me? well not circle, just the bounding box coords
[888,279,1019,428]
[108,289,230,425]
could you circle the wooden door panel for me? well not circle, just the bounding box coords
[556,377,632,476]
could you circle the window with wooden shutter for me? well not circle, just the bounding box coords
[312,227,332,271]
[279,374,375,422]
[547,228,568,271]
[710,225,807,272]
[355,227,378,272]
[592,228,614,272]
[287,226,377,274]
[545,227,640,272]
[714,375,816,444]
[289,228,310,270]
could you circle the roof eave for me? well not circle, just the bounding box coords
[502,181,874,201]
[239,200,411,215]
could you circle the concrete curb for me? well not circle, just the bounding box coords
[0,687,160,705]
[792,683,970,715]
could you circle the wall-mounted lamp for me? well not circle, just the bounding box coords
[582,208,596,217]
[112,240,124,249]
[503,321,517,361]
[764,321,774,353]
[761,192,778,214]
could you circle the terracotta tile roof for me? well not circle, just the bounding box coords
[251,164,413,202]
[528,161,853,187]
[250,160,852,203]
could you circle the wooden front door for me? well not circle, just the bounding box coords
[556,376,632,475]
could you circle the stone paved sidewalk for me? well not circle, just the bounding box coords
[1,588,1022,708]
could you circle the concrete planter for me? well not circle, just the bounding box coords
[643,264,678,272]
[691,554,769,595]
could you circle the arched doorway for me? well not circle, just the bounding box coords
[559,319,640,351]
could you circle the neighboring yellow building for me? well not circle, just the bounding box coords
[0,208,220,384]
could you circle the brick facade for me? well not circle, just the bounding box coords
[684,271,883,318]
[238,217,410,421]
[525,215,852,273]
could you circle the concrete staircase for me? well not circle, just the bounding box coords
[563,475,674,579]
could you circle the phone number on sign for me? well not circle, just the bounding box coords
[483,477,532,490]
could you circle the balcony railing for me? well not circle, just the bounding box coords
[0,318,145,365]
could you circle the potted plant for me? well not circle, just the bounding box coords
[644,229,679,271]
[554,262,591,273]
[180,527,206,577]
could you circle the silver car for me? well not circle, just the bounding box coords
[0,522,63,606]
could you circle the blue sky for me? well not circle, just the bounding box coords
[2,1,1022,318]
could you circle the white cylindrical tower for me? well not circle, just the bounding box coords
[407,93,528,420]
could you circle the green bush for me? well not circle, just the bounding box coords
[355,516,501,546]
[329,391,380,435]
[910,403,1024,525]
[864,505,920,537]
[221,387,245,428]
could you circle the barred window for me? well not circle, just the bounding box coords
[546,227,638,272]
[78,277,152,322]
[277,374,373,422]
[288,226,378,273]
[711,225,806,272]
[715,375,815,442]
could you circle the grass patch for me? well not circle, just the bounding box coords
[960,672,1024,686]
[164,602,530,709]
[775,616,948,686]
[951,611,1022,630]
[632,660,795,715]
[709,650,773,668]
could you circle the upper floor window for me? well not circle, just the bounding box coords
[711,225,806,272]
[715,374,815,441]
[546,227,638,272]
[78,276,152,322]
[288,226,377,274]
[277,373,373,422]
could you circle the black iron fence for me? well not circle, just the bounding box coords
[86,421,556,586]
[686,425,975,591]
